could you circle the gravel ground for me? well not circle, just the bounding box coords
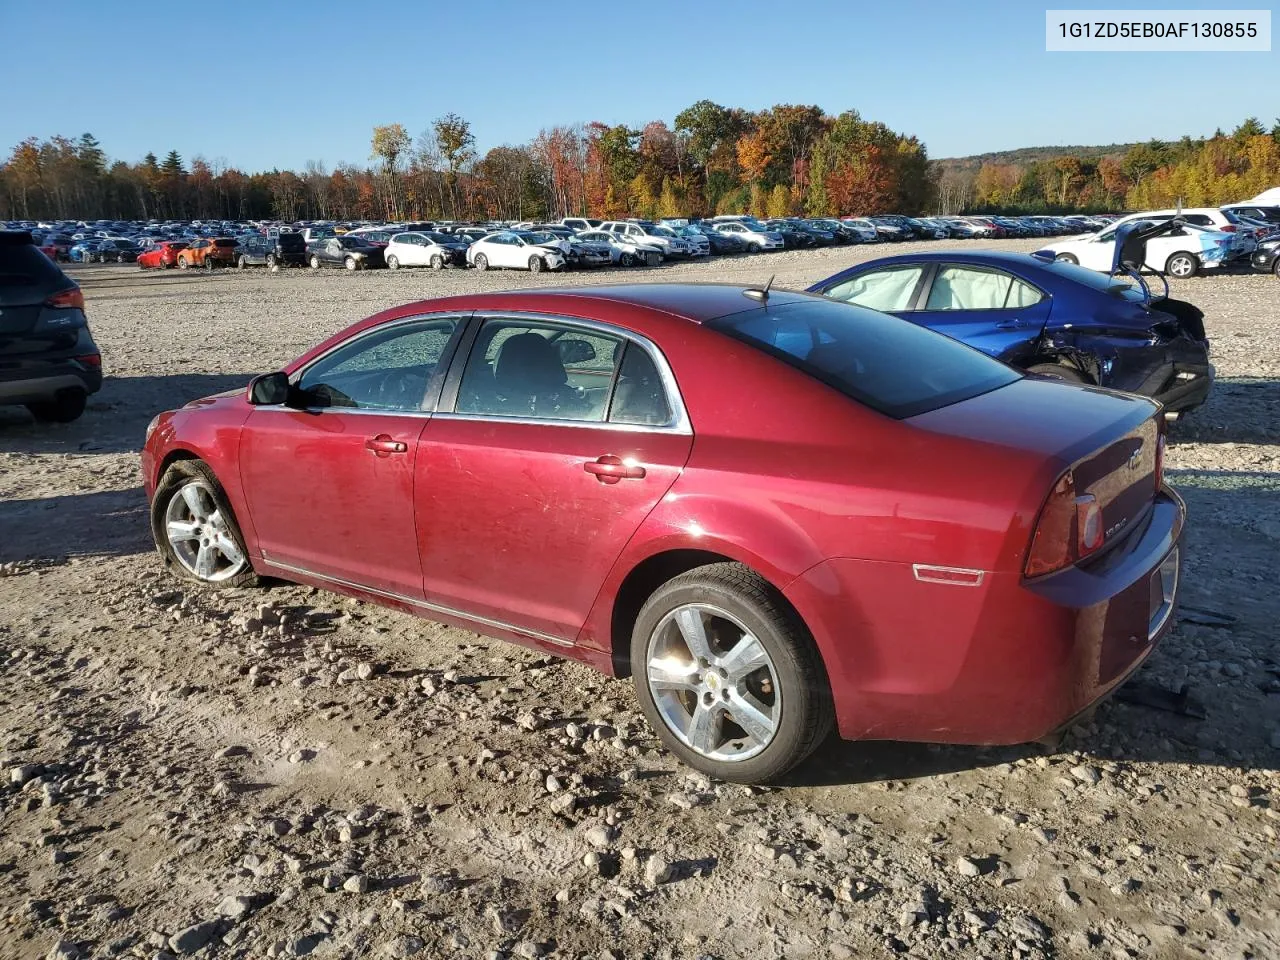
[1,240,1277,960]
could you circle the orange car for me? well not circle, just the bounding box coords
[176,238,239,269]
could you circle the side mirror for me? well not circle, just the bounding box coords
[557,339,596,364]
[248,371,291,406]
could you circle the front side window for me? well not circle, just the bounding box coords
[923,266,1043,311]
[823,265,925,312]
[297,318,459,412]
[708,299,1019,419]
[456,318,622,422]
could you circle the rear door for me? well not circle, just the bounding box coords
[416,314,692,641]
[907,263,1052,360]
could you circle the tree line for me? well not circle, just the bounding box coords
[0,102,932,223]
[936,118,1280,214]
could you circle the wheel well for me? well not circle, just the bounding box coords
[1029,348,1098,383]
[156,448,200,485]
[609,549,775,677]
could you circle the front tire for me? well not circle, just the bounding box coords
[528,255,544,274]
[620,252,636,267]
[345,256,358,271]
[151,460,258,589]
[630,562,833,784]
[1028,361,1089,384]
[430,254,444,270]
[1165,252,1199,279]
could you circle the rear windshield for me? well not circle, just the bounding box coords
[1032,257,1150,302]
[277,234,305,247]
[214,238,237,247]
[708,298,1020,419]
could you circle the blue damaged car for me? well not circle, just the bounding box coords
[807,243,1213,414]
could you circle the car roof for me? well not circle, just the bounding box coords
[394,283,819,326]
[839,250,1054,270]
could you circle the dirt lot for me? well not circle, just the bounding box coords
[1,242,1278,960]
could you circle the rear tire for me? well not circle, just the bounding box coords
[178,256,189,270]
[237,255,248,270]
[1165,252,1199,279]
[151,460,259,590]
[474,253,488,271]
[1054,253,1078,265]
[310,255,321,270]
[1028,361,1089,384]
[630,562,833,784]
[26,389,87,423]
[1273,257,1280,278]
[387,254,400,270]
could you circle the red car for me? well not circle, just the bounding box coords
[137,241,189,269]
[141,284,1184,783]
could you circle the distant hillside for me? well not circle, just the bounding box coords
[935,143,1137,171]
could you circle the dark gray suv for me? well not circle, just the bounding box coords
[0,232,103,422]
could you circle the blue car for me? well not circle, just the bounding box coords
[806,250,1213,414]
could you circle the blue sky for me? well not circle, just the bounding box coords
[3,1,1276,171]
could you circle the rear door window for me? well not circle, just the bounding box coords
[923,266,1043,311]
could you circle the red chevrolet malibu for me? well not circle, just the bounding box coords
[141,284,1183,783]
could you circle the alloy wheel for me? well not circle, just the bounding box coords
[646,603,781,762]
[164,481,247,583]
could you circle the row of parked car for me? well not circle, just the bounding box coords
[13,204,1280,279]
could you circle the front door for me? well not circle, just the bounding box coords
[417,316,692,640]
[238,315,464,597]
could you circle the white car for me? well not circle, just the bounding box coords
[465,231,566,273]
[1039,210,1252,278]
[575,229,663,267]
[383,231,470,270]
[839,218,880,242]
[598,221,694,259]
[710,220,785,251]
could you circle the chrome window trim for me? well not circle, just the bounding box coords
[264,557,575,648]
[455,310,692,435]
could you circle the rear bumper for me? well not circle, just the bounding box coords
[785,487,1185,744]
[0,360,102,403]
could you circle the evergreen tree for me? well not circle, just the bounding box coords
[161,150,185,177]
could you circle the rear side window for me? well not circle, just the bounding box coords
[923,266,1043,311]
[708,299,1020,419]
[0,238,65,290]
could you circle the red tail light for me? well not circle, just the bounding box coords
[1220,225,1237,232]
[1025,471,1105,577]
[76,353,102,367]
[45,288,85,311]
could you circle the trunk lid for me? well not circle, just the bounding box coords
[910,377,1161,556]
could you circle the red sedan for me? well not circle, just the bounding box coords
[137,241,188,270]
[141,284,1184,783]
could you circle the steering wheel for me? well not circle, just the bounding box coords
[376,368,426,409]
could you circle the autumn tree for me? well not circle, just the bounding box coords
[371,123,410,219]
[433,113,475,218]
